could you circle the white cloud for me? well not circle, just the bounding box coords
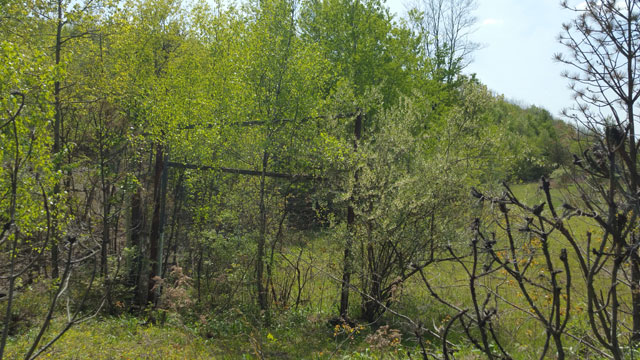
[482,18,504,26]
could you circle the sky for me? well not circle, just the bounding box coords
[386,0,577,118]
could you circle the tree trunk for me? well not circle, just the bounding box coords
[148,143,166,303]
[625,16,640,341]
[163,171,183,279]
[129,188,147,307]
[339,112,362,319]
[50,0,64,280]
[99,137,111,276]
[257,151,270,313]
[362,236,381,322]
[631,235,640,342]
[101,200,110,276]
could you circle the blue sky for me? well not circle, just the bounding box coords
[387,0,577,118]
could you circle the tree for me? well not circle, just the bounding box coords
[300,0,421,319]
[407,0,480,84]
[300,0,418,106]
[0,40,55,357]
[22,0,101,279]
[555,0,640,349]
[106,0,191,306]
[0,39,103,360]
[214,0,331,315]
[349,93,470,322]
[427,1,640,357]
[487,101,573,181]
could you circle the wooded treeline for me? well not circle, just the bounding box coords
[3,0,639,359]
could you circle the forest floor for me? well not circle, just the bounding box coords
[5,313,426,359]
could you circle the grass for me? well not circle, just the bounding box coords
[471,181,640,358]
[4,316,215,359]
[372,180,622,359]
[3,181,635,359]
[3,306,415,359]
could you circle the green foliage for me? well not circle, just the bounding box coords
[0,41,57,234]
[0,0,582,357]
[489,100,574,181]
[300,0,419,107]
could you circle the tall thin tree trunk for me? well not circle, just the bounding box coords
[632,255,640,342]
[129,188,147,306]
[101,200,110,276]
[339,112,362,319]
[50,0,64,280]
[148,144,166,303]
[163,171,183,279]
[99,129,111,276]
[625,8,640,339]
[257,151,270,313]
[0,113,21,357]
